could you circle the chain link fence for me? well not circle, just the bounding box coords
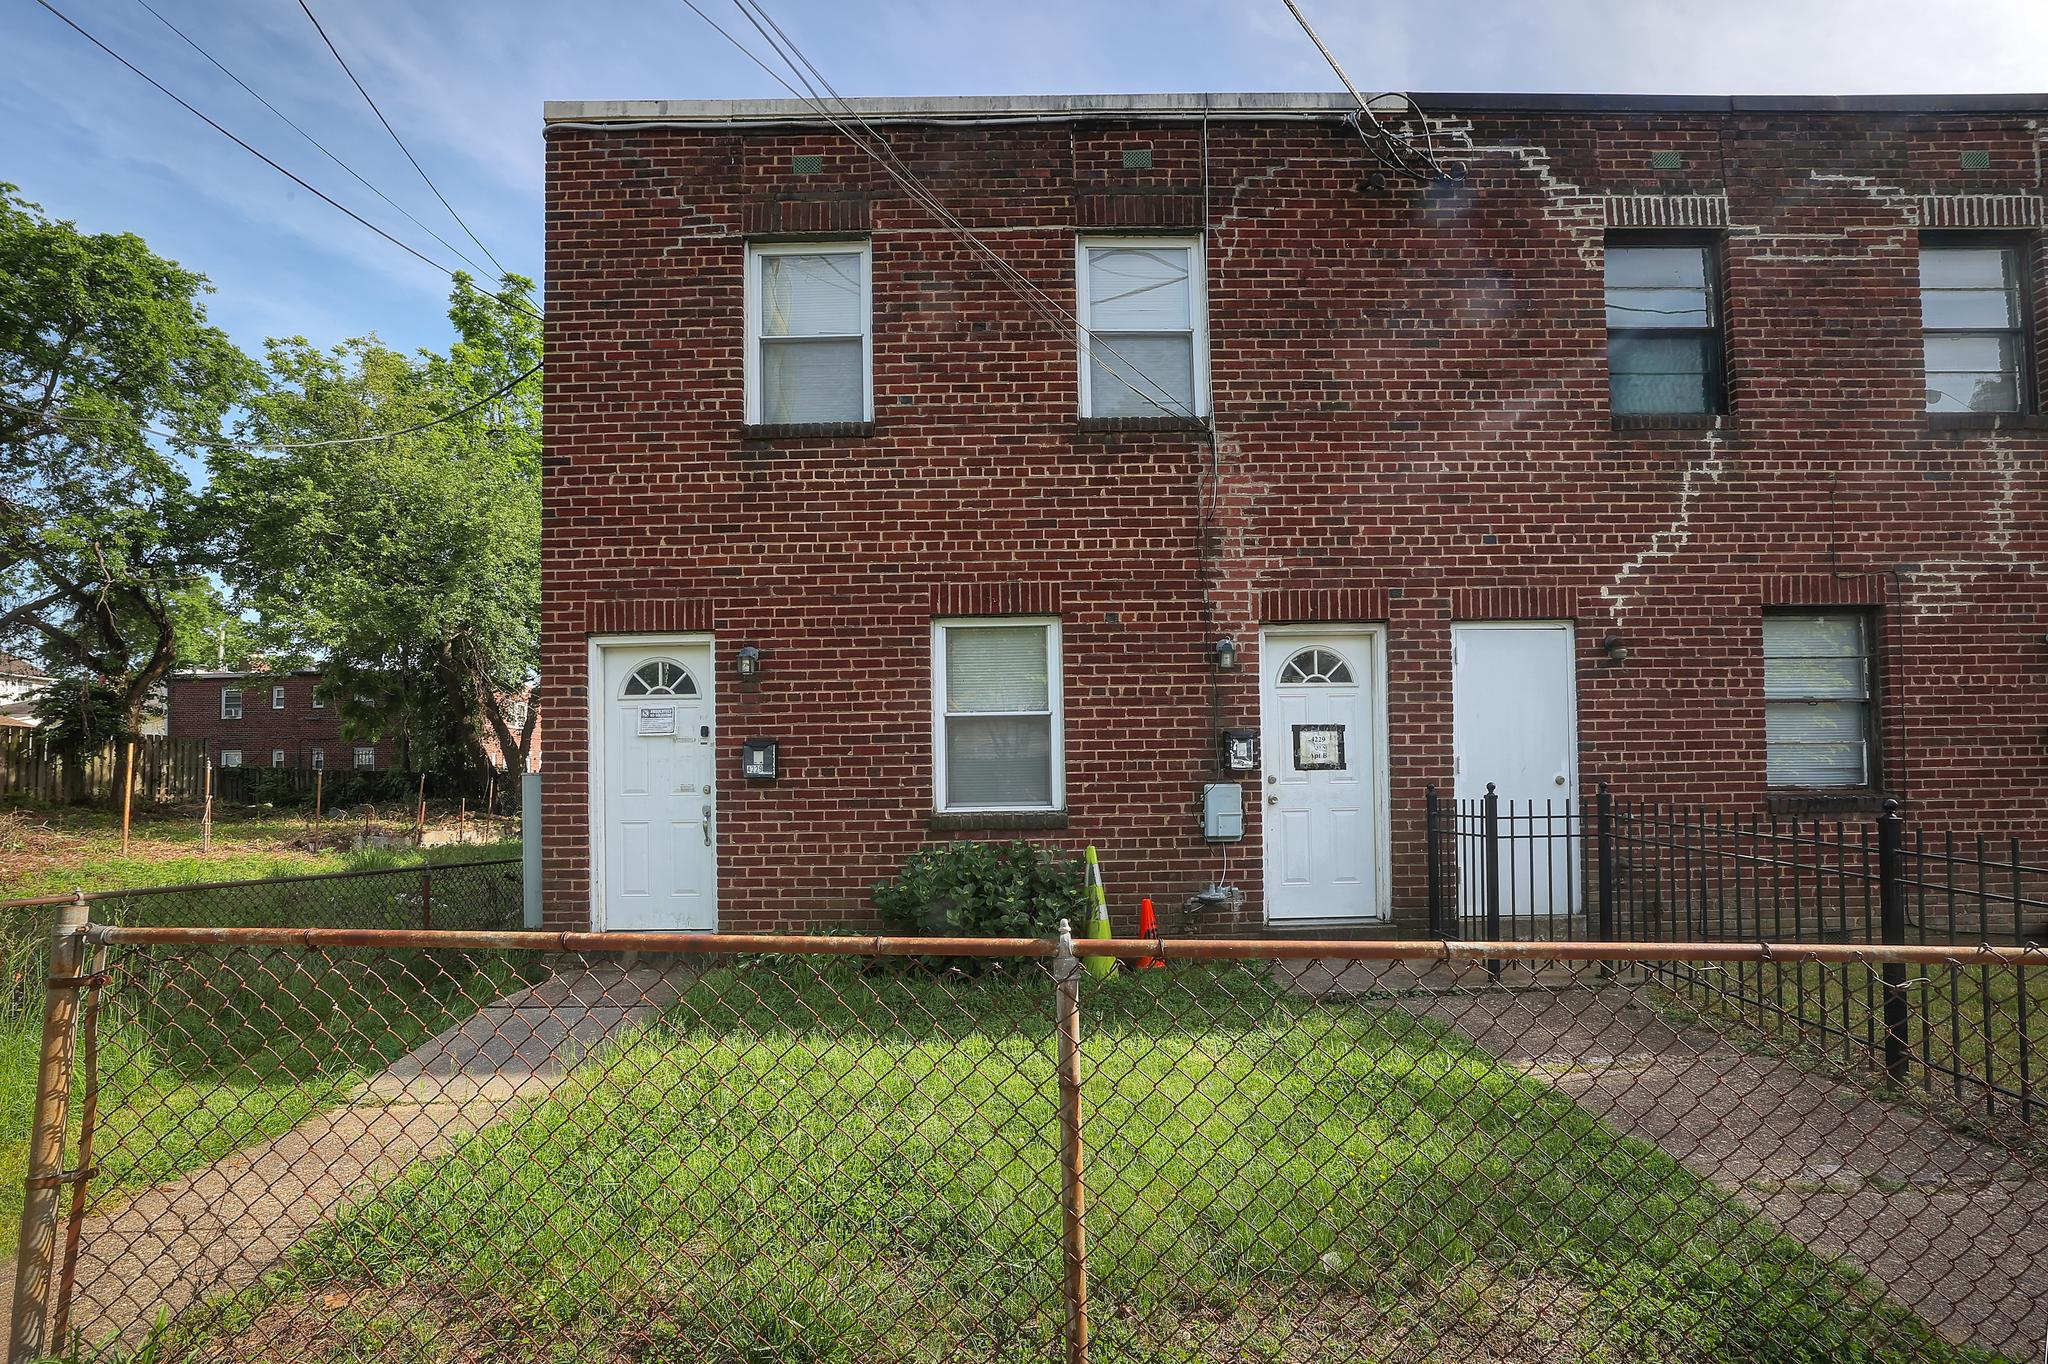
[9,926,2045,1363]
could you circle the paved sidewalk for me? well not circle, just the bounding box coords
[1289,961,2048,1359]
[34,959,694,1347]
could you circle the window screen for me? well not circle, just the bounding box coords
[220,688,243,720]
[1081,241,1202,418]
[1922,243,2027,413]
[219,750,242,768]
[937,622,1060,810]
[753,245,868,424]
[1606,242,1719,414]
[1763,613,1873,788]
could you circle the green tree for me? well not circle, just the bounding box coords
[0,184,255,749]
[218,274,539,787]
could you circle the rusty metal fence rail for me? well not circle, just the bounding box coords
[10,926,2048,1363]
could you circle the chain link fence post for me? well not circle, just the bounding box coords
[1877,799,1910,1083]
[7,895,88,1364]
[1053,921,1090,1364]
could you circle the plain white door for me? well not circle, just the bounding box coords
[1451,622,1579,915]
[598,642,716,930]
[1261,629,1386,923]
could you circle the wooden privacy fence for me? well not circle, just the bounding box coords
[0,734,209,805]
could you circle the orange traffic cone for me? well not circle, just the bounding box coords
[1136,897,1163,969]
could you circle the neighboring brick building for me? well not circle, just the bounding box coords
[165,670,396,772]
[541,90,2048,935]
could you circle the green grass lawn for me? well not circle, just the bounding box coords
[121,961,1996,1364]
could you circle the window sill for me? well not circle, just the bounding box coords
[926,809,1070,832]
[1610,413,1730,432]
[1765,791,1886,818]
[740,421,875,442]
[1073,415,1208,436]
[1926,412,2048,433]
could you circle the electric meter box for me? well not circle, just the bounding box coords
[1202,783,1244,842]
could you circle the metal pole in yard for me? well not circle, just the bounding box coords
[1483,784,1502,982]
[201,762,213,855]
[7,895,88,1364]
[1878,799,1910,1083]
[415,773,427,846]
[1597,781,1616,941]
[313,769,323,826]
[421,871,432,932]
[118,737,135,858]
[1053,921,1090,1364]
[50,940,108,1345]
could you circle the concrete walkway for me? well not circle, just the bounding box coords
[1287,961,2048,1360]
[40,959,694,1348]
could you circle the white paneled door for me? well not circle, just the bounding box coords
[1260,628,1387,924]
[1451,622,1579,916]
[595,640,716,931]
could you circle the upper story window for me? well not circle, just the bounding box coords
[933,619,1063,813]
[311,690,325,708]
[745,240,872,425]
[1077,238,1207,420]
[220,687,243,720]
[271,685,286,710]
[1921,239,2030,413]
[1763,611,1875,790]
[1605,239,1720,414]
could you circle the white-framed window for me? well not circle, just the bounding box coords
[219,749,242,769]
[311,748,324,771]
[353,746,376,770]
[744,239,872,425]
[311,690,325,708]
[270,749,286,768]
[1764,612,1876,789]
[271,685,286,710]
[932,618,1063,813]
[1076,236,1207,419]
[220,687,243,720]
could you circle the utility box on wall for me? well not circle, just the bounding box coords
[1202,783,1244,842]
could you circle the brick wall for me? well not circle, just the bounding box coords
[165,674,395,771]
[541,101,2048,934]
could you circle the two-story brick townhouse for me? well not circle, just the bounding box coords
[165,670,396,773]
[541,90,2048,936]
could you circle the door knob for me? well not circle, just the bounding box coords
[1268,795,1279,806]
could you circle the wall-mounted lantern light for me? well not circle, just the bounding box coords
[1217,728,1260,773]
[1601,633,1630,665]
[735,644,762,681]
[741,737,779,781]
[1213,636,1240,672]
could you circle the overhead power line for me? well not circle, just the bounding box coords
[1278,0,1454,183]
[131,0,497,281]
[29,0,541,326]
[294,0,509,278]
[1,358,541,455]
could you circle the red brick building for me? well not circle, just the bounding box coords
[541,91,2048,935]
[165,670,396,772]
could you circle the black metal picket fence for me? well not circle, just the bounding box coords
[1425,786,2045,1124]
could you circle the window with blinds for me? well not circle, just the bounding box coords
[747,241,871,425]
[1763,612,1874,789]
[934,620,1063,811]
[1078,238,1206,419]
[1921,240,2029,413]
[1605,239,1721,414]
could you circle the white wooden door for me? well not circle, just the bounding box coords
[597,642,716,930]
[1451,622,1578,916]
[1260,628,1386,923]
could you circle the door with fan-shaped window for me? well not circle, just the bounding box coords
[597,643,715,930]
[1259,627,1387,923]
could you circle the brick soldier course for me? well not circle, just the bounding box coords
[540,91,2048,934]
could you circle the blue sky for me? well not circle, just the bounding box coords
[6,0,2048,362]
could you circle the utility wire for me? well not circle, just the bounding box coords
[29,0,541,327]
[1278,0,1453,182]
[679,0,1200,422]
[1,358,541,454]
[294,0,508,278]
[131,0,496,281]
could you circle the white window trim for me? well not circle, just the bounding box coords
[271,749,286,768]
[311,748,325,771]
[311,691,325,708]
[743,238,874,425]
[220,687,242,720]
[352,747,377,770]
[931,617,1065,814]
[219,749,242,768]
[271,685,286,710]
[1075,234,1210,420]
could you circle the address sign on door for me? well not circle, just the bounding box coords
[1292,724,1346,771]
[637,707,677,737]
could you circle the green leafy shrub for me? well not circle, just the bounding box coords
[870,840,1088,938]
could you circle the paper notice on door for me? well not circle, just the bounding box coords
[637,707,677,737]
[1292,724,1346,771]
